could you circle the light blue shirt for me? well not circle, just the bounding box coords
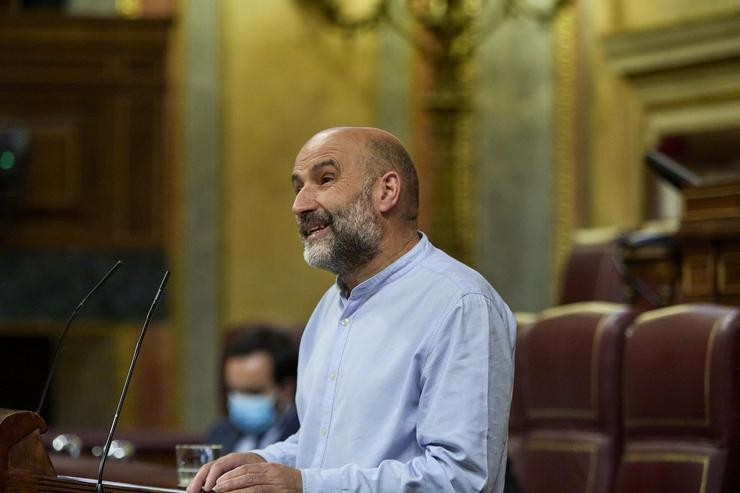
[254,233,516,492]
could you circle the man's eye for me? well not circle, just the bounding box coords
[321,175,334,184]
[294,185,303,194]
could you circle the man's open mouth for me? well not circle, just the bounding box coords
[303,224,328,239]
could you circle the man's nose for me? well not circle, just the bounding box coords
[292,186,317,215]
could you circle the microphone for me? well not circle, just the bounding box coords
[611,237,664,308]
[36,260,123,415]
[96,270,170,493]
[645,150,702,189]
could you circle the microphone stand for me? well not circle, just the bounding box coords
[96,271,170,493]
[37,260,123,415]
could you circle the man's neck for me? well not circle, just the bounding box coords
[338,229,420,296]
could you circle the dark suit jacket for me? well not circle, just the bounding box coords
[205,405,300,454]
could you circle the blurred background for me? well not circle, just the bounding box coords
[1,0,738,440]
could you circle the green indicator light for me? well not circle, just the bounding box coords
[0,150,15,171]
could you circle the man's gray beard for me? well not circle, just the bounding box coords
[302,185,382,275]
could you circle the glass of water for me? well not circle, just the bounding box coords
[175,444,222,488]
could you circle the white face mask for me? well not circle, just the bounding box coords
[227,392,277,435]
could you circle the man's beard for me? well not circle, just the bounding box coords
[297,184,382,275]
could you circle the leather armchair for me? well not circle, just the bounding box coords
[515,303,636,493]
[614,304,740,493]
[559,234,625,305]
[508,313,535,486]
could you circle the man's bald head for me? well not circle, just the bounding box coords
[293,127,421,285]
[305,127,419,223]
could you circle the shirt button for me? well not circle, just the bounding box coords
[329,371,336,381]
[320,426,328,437]
[341,318,349,326]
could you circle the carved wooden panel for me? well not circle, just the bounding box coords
[23,117,83,213]
[681,246,715,299]
[0,95,109,243]
[717,247,740,295]
[0,14,170,249]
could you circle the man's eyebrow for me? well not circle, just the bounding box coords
[291,159,340,184]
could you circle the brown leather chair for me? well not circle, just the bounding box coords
[559,233,626,305]
[614,304,740,493]
[508,313,535,486]
[515,303,636,493]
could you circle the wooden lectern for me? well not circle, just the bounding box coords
[1,409,180,493]
[621,153,740,306]
[678,181,740,304]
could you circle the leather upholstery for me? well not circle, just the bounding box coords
[510,314,535,436]
[614,304,740,493]
[508,314,535,485]
[560,237,625,305]
[516,303,636,493]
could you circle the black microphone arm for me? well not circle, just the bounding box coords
[645,150,702,189]
[96,270,170,493]
[36,260,123,415]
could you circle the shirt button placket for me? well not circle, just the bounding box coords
[317,315,351,466]
[324,319,348,438]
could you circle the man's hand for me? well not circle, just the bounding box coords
[212,462,302,492]
[186,452,266,493]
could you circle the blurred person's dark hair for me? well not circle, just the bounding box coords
[224,326,298,386]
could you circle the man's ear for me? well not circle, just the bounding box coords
[377,171,401,213]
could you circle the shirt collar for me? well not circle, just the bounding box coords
[338,232,431,304]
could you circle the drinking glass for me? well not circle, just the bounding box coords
[175,444,222,488]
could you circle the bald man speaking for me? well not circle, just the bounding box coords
[188,128,516,492]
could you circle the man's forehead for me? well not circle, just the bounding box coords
[293,139,360,176]
[291,159,340,183]
[227,351,274,375]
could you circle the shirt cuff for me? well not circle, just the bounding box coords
[300,467,343,493]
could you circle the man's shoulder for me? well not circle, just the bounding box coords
[414,245,496,298]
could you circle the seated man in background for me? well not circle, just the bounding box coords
[205,326,300,454]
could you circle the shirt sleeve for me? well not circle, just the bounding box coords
[251,429,300,467]
[299,293,515,493]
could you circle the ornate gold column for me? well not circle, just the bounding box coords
[414,0,476,261]
[301,0,567,263]
[551,2,578,300]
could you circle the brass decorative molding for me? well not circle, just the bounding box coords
[525,439,598,493]
[602,11,740,76]
[552,3,578,301]
[621,452,709,493]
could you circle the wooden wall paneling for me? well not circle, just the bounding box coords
[681,244,716,300]
[0,90,114,246]
[0,13,173,430]
[0,14,171,249]
[114,94,165,247]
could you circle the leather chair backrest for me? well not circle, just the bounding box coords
[560,235,625,306]
[507,313,535,488]
[516,303,636,493]
[523,303,635,433]
[615,304,740,493]
[510,313,535,436]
